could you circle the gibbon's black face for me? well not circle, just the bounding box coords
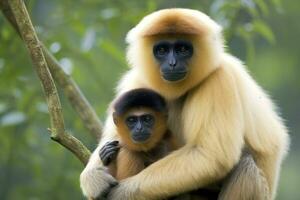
[153,40,193,82]
[125,113,155,142]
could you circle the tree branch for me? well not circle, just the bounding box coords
[43,46,103,140]
[7,0,91,165]
[0,0,103,140]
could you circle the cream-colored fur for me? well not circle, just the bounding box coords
[219,150,270,200]
[80,8,289,200]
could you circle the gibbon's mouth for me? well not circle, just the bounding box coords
[161,71,187,82]
[131,133,151,143]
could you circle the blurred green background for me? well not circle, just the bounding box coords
[0,0,299,199]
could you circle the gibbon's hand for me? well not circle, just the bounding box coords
[99,141,120,166]
[106,178,142,200]
[94,178,119,200]
[80,166,118,199]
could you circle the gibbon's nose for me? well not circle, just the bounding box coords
[168,52,177,69]
[136,121,143,131]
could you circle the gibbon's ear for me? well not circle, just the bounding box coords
[112,112,118,125]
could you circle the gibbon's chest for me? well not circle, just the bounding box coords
[140,139,172,167]
[167,95,187,146]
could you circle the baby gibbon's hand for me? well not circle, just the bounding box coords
[99,140,120,166]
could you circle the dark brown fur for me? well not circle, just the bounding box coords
[107,130,177,180]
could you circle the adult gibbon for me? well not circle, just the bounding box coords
[80,9,289,200]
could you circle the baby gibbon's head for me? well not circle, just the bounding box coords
[113,88,168,151]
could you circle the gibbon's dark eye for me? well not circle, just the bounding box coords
[154,43,170,58]
[175,41,193,57]
[157,46,168,56]
[175,45,189,55]
[180,46,187,53]
[126,116,137,126]
[141,114,154,125]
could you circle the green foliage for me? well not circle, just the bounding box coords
[0,0,299,199]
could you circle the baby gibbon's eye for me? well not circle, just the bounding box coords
[126,116,137,126]
[141,114,154,125]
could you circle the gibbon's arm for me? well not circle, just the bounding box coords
[80,69,146,198]
[218,149,270,200]
[226,55,289,198]
[80,115,119,198]
[107,67,245,200]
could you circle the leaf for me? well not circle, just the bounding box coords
[252,20,276,44]
[254,0,269,16]
[237,26,255,62]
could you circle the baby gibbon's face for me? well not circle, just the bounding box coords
[125,110,155,143]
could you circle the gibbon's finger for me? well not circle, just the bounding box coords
[100,141,119,152]
[106,141,120,149]
[102,150,119,166]
[100,147,120,166]
[108,149,119,161]
[99,143,120,159]
[109,140,119,145]
[105,140,119,147]
[100,145,120,160]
